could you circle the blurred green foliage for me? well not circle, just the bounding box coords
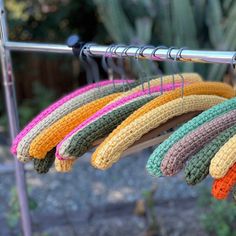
[7,186,37,229]
[93,0,236,81]
[0,81,56,129]
[5,0,236,82]
[198,187,236,236]
[6,0,98,42]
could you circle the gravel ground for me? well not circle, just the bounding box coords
[0,146,210,236]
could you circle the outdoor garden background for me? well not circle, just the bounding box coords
[0,1,236,235]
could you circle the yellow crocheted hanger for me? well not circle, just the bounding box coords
[91,82,234,170]
[29,73,201,161]
[54,73,202,172]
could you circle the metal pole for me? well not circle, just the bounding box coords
[5,41,72,54]
[0,1,32,236]
[3,41,236,65]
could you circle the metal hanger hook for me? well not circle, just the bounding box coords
[102,44,116,90]
[134,45,146,92]
[166,46,178,60]
[109,44,128,91]
[151,45,168,60]
[138,45,157,95]
[231,52,236,70]
[174,47,188,61]
[79,43,95,85]
[82,42,101,93]
[174,47,188,110]
[151,46,168,95]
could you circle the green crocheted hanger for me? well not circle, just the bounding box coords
[184,124,236,185]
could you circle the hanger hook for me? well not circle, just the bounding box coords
[231,52,236,90]
[151,45,168,95]
[173,47,188,110]
[231,52,236,70]
[79,43,94,85]
[82,42,101,95]
[108,45,126,75]
[110,44,129,91]
[166,46,179,92]
[119,45,134,89]
[133,45,146,92]
[102,44,116,90]
[138,45,156,95]
[174,47,188,98]
[82,42,100,84]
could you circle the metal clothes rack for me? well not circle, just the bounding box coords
[0,0,235,235]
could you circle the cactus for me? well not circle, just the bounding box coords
[93,0,236,81]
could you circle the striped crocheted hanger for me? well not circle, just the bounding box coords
[12,80,134,163]
[147,96,236,200]
[91,82,234,170]
[54,73,202,173]
[185,124,236,186]
[34,73,201,173]
[160,109,236,177]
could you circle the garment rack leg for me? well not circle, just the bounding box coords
[0,0,32,235]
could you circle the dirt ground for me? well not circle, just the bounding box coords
[0,146,211,236]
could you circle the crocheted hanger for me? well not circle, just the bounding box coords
[54,73,202,172]
[210,133,236,179]
[212,163,236,200]
[147,94,236,178]
[184,124,236,185]
[33,148,56,174]
[29,73,200,162]
[11,81,126,157]
[13,80,133,163]
[30,77,198,173]
[91,82,233,170]
[55,82,186,172]
[14,41,147,163]
[161,109,236,176]
[29,50,199,173]
[29,92,122,159]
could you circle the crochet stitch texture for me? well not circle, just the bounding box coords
[31,73,202,172]
[147,90,235,177]
[15,74,201,162]
[55,96,154,172]
[184,125,236,185]
[91,95,225,170]
[161,109,236,176]
[29,93,122,159]
[212,163,236,200]
[11,80,130,155]
[14,80,135,162]
[210,133,236,179]
[55,83,188,172]
[57,82,184,160]
[54,73,203,171]
[64,97,155,157]
[33,149,56,174]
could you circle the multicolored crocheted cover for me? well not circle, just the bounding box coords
[31,73,203,173]
[91,82,234,170]
[14,80,135,162]
[147,90,236,178]
[161,109,236,176]
[212,163,236,200]
[57,83,182,160]
[29,93,122,159]
[11,80,130,155]
[210,133,236,179]
[184,125,236,185]
[92,94,226,170]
